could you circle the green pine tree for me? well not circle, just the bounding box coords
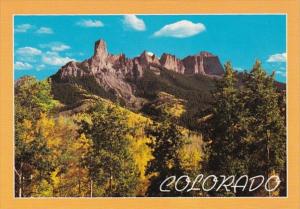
[242,60,286,196]
[203,62,250,196]
[203,61,286,197]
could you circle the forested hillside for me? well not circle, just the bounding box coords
[15,57,286,197]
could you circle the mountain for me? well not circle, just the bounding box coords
[51,39,223,109]
[49,39,285,130]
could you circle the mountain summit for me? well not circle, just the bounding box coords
[51,39,224,108]
[55,39,224,78]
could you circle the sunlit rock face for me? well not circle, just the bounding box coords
[52,39,224,107]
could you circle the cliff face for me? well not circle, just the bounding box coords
[182,52,224,76]
[160,53,185,74]
[52,39,224,107]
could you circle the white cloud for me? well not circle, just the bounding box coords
[42,51,75,66]
[153,20,205,38]
[36,27,54,34]
[77,19,104,27]
[15,61,33,70]
[40,42,71,52]
[36,64,46,71]
[16,47,42,56]
[267,52,286,63]
[52,44,70,51]
[275,70,286,77]
[123,15,146,31]
[280,66,286,70]
[15,24,33,33]
[234,67,245,72]
[146,51,154,56]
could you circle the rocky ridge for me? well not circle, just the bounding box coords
[51,39,224,107]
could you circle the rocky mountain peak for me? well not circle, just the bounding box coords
[138,50,160,66]
[53,38,225,107]
[140,50,155,57]
[55,39,225,80]
[198,51,214,57]
[94,39,108,58]
[160,53,185,73]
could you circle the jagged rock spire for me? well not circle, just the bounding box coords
[94,39,108,58]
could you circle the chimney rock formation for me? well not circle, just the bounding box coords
[52,39,224,106]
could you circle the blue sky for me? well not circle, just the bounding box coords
[14,15,286,82]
